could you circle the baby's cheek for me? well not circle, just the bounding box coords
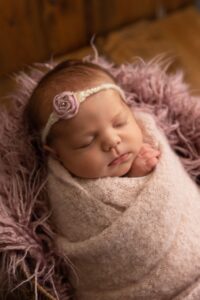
[133,137,143,156]
[80,154,105,178]
[82,151,102,169]
[128,122,143,148]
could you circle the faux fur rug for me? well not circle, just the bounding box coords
[0,53,200,299]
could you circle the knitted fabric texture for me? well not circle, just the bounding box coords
[48,112,200,300]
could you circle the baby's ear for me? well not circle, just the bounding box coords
[43,145,58,159]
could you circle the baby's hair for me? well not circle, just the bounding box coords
[26,59,116,143]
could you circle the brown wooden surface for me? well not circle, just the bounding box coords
[1,4,200,101]
[0,0,49,76]
[0,0,87,76]
[87,0,192,35]
[0,0,192,76]
[98,6,200,91]
[0,46,93,103]
[40,0,87,56]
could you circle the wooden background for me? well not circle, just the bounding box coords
[0,0,192,76]
[2,0,200,102]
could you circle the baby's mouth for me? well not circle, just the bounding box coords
[108,152,131,166]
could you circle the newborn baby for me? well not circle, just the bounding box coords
[27,59,200,300]
[27,59,160,179]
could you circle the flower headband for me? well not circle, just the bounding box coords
[41,83,126,144]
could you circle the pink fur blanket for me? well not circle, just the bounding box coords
[0,54,200,299]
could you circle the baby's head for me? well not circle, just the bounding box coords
[27,60,143,178]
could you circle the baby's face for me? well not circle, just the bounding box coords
[50,88,143,178]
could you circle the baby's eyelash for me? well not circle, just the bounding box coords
[79,142,92,149]
[76,138,94,149]
[113,120,127,127]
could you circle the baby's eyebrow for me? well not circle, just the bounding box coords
[111,111,123,121]
[80,111,125,137]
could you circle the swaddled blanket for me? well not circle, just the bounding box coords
[48,112,200,300]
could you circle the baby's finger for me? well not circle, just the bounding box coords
[141,149,160,159]
[140,145,160,157]
[139,143,153,154]
[152,150,160,158]
[156,150,161,157]
[145,157,159,170]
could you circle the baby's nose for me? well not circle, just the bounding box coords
[102,133,121,152]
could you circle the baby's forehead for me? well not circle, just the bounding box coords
[80,87,128,111]
[64,93,128,130]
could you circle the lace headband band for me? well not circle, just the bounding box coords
[41,83,126,144]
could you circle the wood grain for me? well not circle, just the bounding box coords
[0,0,192,76]
[86,0,192,35]
[99,6,200,91]
[0,0,87,76]
[0,46,93,104]
[40,0,87,56]
[0,0,49,76]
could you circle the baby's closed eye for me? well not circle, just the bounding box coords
[113,119,127,128]
[74,136,96,149]
[113,114,128,128]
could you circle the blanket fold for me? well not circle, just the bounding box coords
[48,112,200,300]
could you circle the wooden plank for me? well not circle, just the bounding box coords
[86,0,154,34]
[99,6,200,90]
[2,4,199,100]
[86,0,192,35]
[161,0,192,11]
[0,46,93,105]
[0,0,49,76]
[159,6,200,90]
[0,0,87,76]
[0,0,192,76]
[40,0,87,56]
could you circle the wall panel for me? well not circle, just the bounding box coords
[0,0,193,76]
[86,0,192,35]
[40,0,87,56]
[0,0,48,75]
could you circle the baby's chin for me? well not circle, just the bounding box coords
[106,163,133,178]
[69,162,133,179]
[72,167,130,179]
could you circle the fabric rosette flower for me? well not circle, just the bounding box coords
[53,91,79,119]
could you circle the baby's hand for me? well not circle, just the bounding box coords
[127,143,160,177]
